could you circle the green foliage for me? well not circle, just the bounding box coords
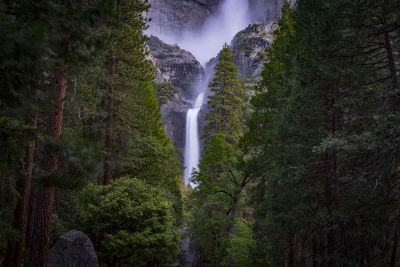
[190,45,249,266]
[0,0,184,263]
[247,0,400,266]
[205,44,245,144]
[36,133,102,189]
[101,0,183,225]
[0,1,46,248]
[222,219,254,267]
[155,82,177,105]
[78,178,179,266]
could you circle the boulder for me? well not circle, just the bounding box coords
[48,230,98,267]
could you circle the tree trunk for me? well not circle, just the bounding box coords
[312,236,319,267]
[286,232,295,267]
[3,119,37,267]
[103,54,116,185]
[390,209,400,267]
[28,63,67,267]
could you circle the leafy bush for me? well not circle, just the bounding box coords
[79,178,179,266]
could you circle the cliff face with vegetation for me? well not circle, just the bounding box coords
[231,21,278,79]
[147,36,203,150]
[147,23,278,151]
[146,16,279,151]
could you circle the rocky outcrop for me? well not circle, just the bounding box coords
[147,36,203,97]
[231,21,278,79]
[147,36,203,150]
[146,0,220,37]
[161,99,190,151]
[48,230,98,267]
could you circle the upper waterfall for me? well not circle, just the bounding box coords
[177,0,250,65]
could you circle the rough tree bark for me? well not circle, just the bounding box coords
[390,209,400,267]
[28,63,67,267]
[3,119,37,267]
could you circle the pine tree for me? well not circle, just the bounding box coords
[204,44,245,144]
[191,45,250,266]
[248,0,400,266]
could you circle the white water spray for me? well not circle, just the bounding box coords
[149,0,251,65]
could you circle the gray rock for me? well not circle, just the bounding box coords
[162,99,191,152]
[146,0,220,37]
[231,21,278,79]
[147,0,288,37]
[48,230,98,267]
[147,36,205,150]
[147,36,203,98]
[248,0,283,24]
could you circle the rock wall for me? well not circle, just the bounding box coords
[146,0,220,37]
[147,36,203,150]
[231,21,278,79]
[147,0,287,37]
[147,36,203,97]
[248,0,283,23]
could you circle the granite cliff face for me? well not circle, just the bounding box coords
[146,0,220,37]
[147,36,203,150]
[147,36,203,97]
[231,21,278,79]
[248,0,283,23]
[147,0,284,36]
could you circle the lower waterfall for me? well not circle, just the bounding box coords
[183,92,205,185]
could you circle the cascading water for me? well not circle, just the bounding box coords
[181,0,251,186]
[148,0,251,185]
[183,93,204,185]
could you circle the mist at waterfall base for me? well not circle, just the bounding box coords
[148,0,252,186]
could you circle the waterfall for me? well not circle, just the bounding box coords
[183,93,204,185]
[181,0,251,186]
